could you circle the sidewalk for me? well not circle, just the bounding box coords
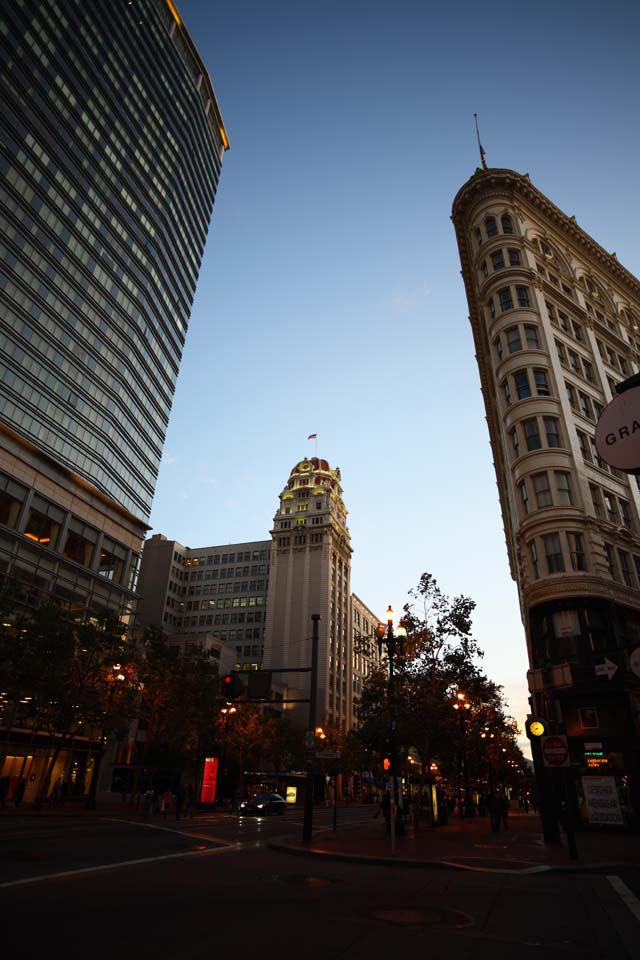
[270,810,640,874]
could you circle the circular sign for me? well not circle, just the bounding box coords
[595,386,640,470]
[542,735,569,767]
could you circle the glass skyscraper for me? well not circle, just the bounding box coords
[0,0,228,618]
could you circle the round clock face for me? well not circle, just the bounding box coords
[529,721,545,737]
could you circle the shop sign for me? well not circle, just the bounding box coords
[595,386,640,470]
[581,776,623,826]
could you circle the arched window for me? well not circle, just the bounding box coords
[485,216,498,238]
[501,214,513,234]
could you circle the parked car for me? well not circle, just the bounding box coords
[238,792,286,816]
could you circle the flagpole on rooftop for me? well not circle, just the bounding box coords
[474,113,487,170]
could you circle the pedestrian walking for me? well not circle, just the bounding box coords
[376,791,391,834]
[500,795,510,829]
[487,793,500,833]
[162,787,172,818]
[143,787,154,818]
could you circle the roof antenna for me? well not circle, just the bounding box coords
[474,113,487,170]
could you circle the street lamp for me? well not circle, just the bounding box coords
[375,604,407,855]
[452,691,472,816]
[86,663,126,809]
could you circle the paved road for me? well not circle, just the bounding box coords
[1,810,638,959]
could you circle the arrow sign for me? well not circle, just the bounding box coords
[595,657,618,680]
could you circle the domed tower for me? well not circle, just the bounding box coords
[263,457,352,729]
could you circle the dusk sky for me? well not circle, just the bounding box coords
[150,0,640,751]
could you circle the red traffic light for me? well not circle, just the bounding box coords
[223,673,242,700]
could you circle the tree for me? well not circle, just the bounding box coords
[0,598,135,804]
[354,572,522,827]
[135,628,221,786]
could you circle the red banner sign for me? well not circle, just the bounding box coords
[200,756,219,804]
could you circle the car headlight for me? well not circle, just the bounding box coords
[257,803,265,809]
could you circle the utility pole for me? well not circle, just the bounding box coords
[302,614,320,843]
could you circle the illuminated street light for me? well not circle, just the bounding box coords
[375,605,407,856]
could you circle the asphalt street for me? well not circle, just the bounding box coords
[1,809,638,959]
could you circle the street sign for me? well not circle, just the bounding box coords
[541,735,570,767]
[315,750,341,760]
[629,647,640,679]
[595,385,640,471]
[594,657,618,680]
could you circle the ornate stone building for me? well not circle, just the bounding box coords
[263,457,355,730]
[452,168,640,826]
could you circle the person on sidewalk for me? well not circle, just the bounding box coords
[487,793,500,833]
[500,795,510,830]
[376,791,391,834]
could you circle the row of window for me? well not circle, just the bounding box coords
[495,322,541,359]
[188,563,268,581]
[596,338,631,376]
[510,415,561,456]
[530,532,586,576]
[545,301,583,343]
[565,382,602,422]
[185,549,268,566]
[502,367,550,404]
[476,214,514,246]
[529,532,640,586]
[589,484,634,530]
[489,285,531,318]
[519,471,573,513]
[481,247,521,277]
[235,644,264,658]
[535,255,575,300]
[556,343,595,384]
[0,472,134,586]
[576,428,625,479]
[277,532,324,547]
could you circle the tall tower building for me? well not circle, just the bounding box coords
[264,457,353,730]
[452,168,640,825]
[0,0,228,619]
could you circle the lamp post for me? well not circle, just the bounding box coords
[452,691,472,816]
[219,704,237,805]
[86,663,125,809]
[375,605,407,856]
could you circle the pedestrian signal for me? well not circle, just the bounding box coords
[383,757,391,771]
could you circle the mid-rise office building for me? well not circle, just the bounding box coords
[0,0,228,621]
[136,535,270,671]
[0,0,227,799]
[452,167,640,826]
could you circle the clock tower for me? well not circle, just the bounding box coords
[263,457,353,729]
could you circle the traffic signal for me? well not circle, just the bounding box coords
[526,717,547,739]
[383,757,391,771]
[223,673,242,701]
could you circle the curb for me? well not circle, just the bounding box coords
[267,838,630,876]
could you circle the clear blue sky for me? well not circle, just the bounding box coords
[151,0,640,751]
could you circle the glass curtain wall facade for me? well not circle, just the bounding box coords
[1,0,226,520]
[0,0,228,618]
